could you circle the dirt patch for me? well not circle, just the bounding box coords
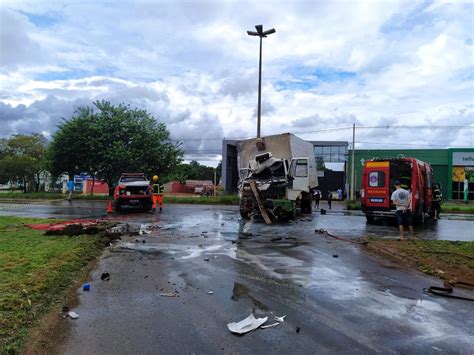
[363,239,474,287]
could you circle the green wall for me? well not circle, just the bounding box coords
[348,149,451,198]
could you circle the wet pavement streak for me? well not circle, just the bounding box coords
[24,204,471,354]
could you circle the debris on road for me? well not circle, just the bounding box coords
[260,322,279,329]
[139,224,152,235]
[227,313,268,334]
[271,237,283,242]
[203,258,210,262]
[296,326,301,333]
[208,291,214,295]
[274,315,286,322]
[68,311,79,319]
[82,283,90,291]
[100,272,110,281]
[333,254,339,258]
[160,292,177,297]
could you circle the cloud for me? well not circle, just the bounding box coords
[0,0,473,165]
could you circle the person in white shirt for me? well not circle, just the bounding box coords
[390,180,414,240]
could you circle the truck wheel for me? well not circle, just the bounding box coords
[301,195,312,214]
[239,199,251,219]
[115,203,122,212]
[365,215,374,223]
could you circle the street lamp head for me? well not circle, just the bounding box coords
[247,30,259,36]
[255,24,263,35]
[263,28,276,36]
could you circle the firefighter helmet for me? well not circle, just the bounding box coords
[153,175,159,181]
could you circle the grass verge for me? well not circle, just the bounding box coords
[364,239,474,285]
[0,192,240,205]
[441,202,474,214]
[163,194,239,205]
[0,192,110,200]
[0,216,107,354]
[345,199,361,210]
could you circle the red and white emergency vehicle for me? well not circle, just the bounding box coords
[361,158,436,223]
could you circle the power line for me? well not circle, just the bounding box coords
[168,125,473,141]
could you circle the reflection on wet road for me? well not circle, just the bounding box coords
[1,200,473,241]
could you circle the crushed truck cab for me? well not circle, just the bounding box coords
[237,133,318,222]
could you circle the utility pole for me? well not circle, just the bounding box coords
[214,168,217,197]
[350,123,356,200]
[247,25,275,138]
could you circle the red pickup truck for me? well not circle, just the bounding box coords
[113,173,153,212]
[361,158,436,224]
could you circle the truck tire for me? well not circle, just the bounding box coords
[301,193,313,214]
[239,199,251,219]
[115,202,122,212]
[365,215,374,223]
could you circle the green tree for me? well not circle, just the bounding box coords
[48,101,183,192]
[0,134,48,191]
[167,160,221,183]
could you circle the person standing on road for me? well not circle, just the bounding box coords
[313,189,321,209]
[151,175,164,212]
[67,179,74,202]
[432,183,442,220]
[391,180,414,240]
[327,191,332,209]
[337,188,343,201]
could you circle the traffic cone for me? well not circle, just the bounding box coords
[107,201,113,213]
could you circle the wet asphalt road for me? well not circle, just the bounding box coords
[1,200,473,241]
[4,202,472,354]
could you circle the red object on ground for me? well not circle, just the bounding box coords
[26,219,105,231]
[107,201,113,213]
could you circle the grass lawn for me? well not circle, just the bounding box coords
[0,216,106,354]
[365,239,474,285]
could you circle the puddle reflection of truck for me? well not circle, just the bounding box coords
[361,158,436,223]
[237,133,318,222]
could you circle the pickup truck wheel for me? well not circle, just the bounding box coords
[115,203,122,212]
[365,215,374,223]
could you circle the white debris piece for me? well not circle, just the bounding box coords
[274,315,286,323]
[68,311,79,319]
[139,224,152,235]
[261,322,280,329]
[227,314,268,334]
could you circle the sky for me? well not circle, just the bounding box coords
[0,0,473,166]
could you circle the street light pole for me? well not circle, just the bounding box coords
[247,24,275,138]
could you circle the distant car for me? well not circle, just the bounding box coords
[113,173,153,212]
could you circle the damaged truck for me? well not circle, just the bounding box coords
[237,133,318,223]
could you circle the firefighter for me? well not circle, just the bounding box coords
[151,175,164,212]
[432,183,442,220]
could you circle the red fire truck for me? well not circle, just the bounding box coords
[361,158,435,223]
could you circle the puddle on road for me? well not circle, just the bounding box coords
[231,282,269,311]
